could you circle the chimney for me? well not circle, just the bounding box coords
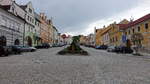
[130,16,134,22]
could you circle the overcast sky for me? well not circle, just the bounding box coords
[16,0,150,35]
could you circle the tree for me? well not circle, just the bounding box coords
[131,33,144,55]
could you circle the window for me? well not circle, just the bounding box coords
[138,26,140,32]
[28,26,30,32]
[12,7,15,13]
[32,19,34,23]
[128,30,130,34]
[28,16,30,21]
[113,37,114,42]
[38,23,40,26]
[35,21,37,25]
[132,29,135,34]
[116,37,118,42]
[30,17,32,22]
[18,24,20,31]
[29,8,32,13]
[145,23,148,29]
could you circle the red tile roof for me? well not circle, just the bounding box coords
[0,5,11,10]
[122,13,150,29]
[117,24,128,30]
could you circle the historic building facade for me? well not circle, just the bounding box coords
[0,7,25,46]
[108,20,129,46]
[40,13,51,44]
[95,28,105,46]
[52,26,59,44]
[0,0,26,46]
[123,14,150,49]
[0,0,60,47]
[34,12,42,45]
[101,27,111,46]
[20,1,36,46]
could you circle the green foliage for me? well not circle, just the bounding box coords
[58,37,88,55]
[72,36,80,43]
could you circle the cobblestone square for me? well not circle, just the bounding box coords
[0,47,150,84]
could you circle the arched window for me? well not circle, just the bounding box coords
[14,39,20,45]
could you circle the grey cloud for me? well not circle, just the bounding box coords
[16,0,138,35]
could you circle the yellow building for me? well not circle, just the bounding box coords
[80,35,87,45]
[95,28,106,46]
[123,14,150,49]
[101,27,111,45]
[109,19,129,46]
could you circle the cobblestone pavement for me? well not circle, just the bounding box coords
[0,46,150,84]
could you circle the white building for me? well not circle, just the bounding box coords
[0,6,25,46]
[34,12,41,45]
[52,26,59,44]
[87,34,95,46]
[65,35,72,45]
[20,1,36,46]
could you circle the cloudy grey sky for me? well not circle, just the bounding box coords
[16,0,150,35]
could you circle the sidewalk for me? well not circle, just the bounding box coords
[138,48,150,58]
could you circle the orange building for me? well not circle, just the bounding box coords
[40,13,53,44]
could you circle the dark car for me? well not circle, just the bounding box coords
[4,46,13,55]
[96,45,108,50]
[8,45,22,54]
[115,46,133,54]
[35,43,50,49]
[42,43,50,48]
[0,46,5,56]
[52,44,58,47]
[35,44,42,49]
[0,46,12,56]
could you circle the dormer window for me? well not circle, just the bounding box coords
[29,8,32,13]
[12,7,15,13]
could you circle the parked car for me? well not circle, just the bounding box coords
[107,46,116,52]
[4,46,12,55]
[95,45,108,50]
[87,45,95,48]
[8,45,22,54]
[29,47,37,52]
[43,43,50,48]
[0,46,12,56]
[52,44,59,47]
[19,46,36,52]
[35,44,42,49]
[115,46,133,54]
[35,43,50,49]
